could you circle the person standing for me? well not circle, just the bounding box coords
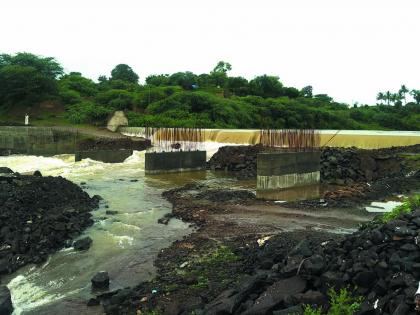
[25,113,29,126]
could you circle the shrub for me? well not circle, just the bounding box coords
[66,101,111,124]
[381,194,420,223]
[303,287,361,315]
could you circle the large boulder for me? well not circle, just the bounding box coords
[73,237,93,251]
[0,286,13,315]
[91,271,110,289]
[107,111,128,132]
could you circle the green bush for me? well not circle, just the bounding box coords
[382,194,420,223]
[66,101,111,124]
[303,287,362,315]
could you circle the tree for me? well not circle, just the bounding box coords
[110,64,139,84]
[249,75,284,98]
[146,74,170,86]
[411,90,420,105]
[0,53,63,106]
[168,72,198,90]
[210,61,232,88]
[301,85,313,98]
[376,92,385,105]
[213,61,232,73]
[399,85,409,105]
[226,76,249,96]
[391,93,403,107]
[385,91,391,105]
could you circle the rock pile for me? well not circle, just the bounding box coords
[207,145,265,179]
[0,173,99,276]
[204,204,420,315]
[208,144,412,184]
[321,147,403,185]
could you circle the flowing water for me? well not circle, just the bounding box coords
[0,152,199,314]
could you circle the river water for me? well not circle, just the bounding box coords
[0,152,200,314]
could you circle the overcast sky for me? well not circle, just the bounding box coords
[1,0,419,104]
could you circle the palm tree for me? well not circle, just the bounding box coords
[399,85,409,105]
[385,91,391,105]
[376,92,385,105]
[411,90,420,105]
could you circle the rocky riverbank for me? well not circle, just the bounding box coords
[94,179,387,315]
[97,185,420,315]
[0,168,100,314]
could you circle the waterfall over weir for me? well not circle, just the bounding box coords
[119,127,420,149]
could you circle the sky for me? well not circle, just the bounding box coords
[1,0,419,104]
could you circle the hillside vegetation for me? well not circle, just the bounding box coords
[0,53,419,130]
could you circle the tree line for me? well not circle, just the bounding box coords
[376,85,420,106]
[0,52,419,131]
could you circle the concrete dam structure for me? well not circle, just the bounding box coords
[120,127,420,149]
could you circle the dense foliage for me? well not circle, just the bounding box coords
[0,52,419,130]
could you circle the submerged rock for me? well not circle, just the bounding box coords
[73,237,93,251]
[0,285,13,315]
[91,271,110,290]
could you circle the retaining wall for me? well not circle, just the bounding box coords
[145,151,206,174]
[0,127,77,156]
[257,151,321,190]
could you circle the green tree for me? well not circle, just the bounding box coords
[146,74,170,86]
[301,85,313,98]
[376,92,385,104]
[226,76,249,96]
[210,61,232,88]
[168,72,198,89]
[0,53,63,106]
[249,75,284,98]
[110,64,139,84]
[212,61,232,73]
[410,89,420,105]
[399,84,409,105]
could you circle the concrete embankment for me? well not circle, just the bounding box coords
[0,127,150,159]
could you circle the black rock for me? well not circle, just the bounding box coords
[105,210,118,215]
[242,276,307,315]
[353,271,377,288]
[0,285,13,315]
[273,304,303,315]
[73,237,93,251]
[87,298,100,306]
[0,168,13,174]
[304,255,325,275]
[290,240,313,257]
[91,271,110,289]
[33,170,42,177]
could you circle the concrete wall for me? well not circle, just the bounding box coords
[145,151,206,174]
[75,149,133,163]
[257,151,321,190]
[0,127,77,156]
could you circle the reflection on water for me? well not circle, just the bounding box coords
[365,201,403,213]
[257,185,321,202]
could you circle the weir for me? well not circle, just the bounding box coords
[120,127,420,149]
